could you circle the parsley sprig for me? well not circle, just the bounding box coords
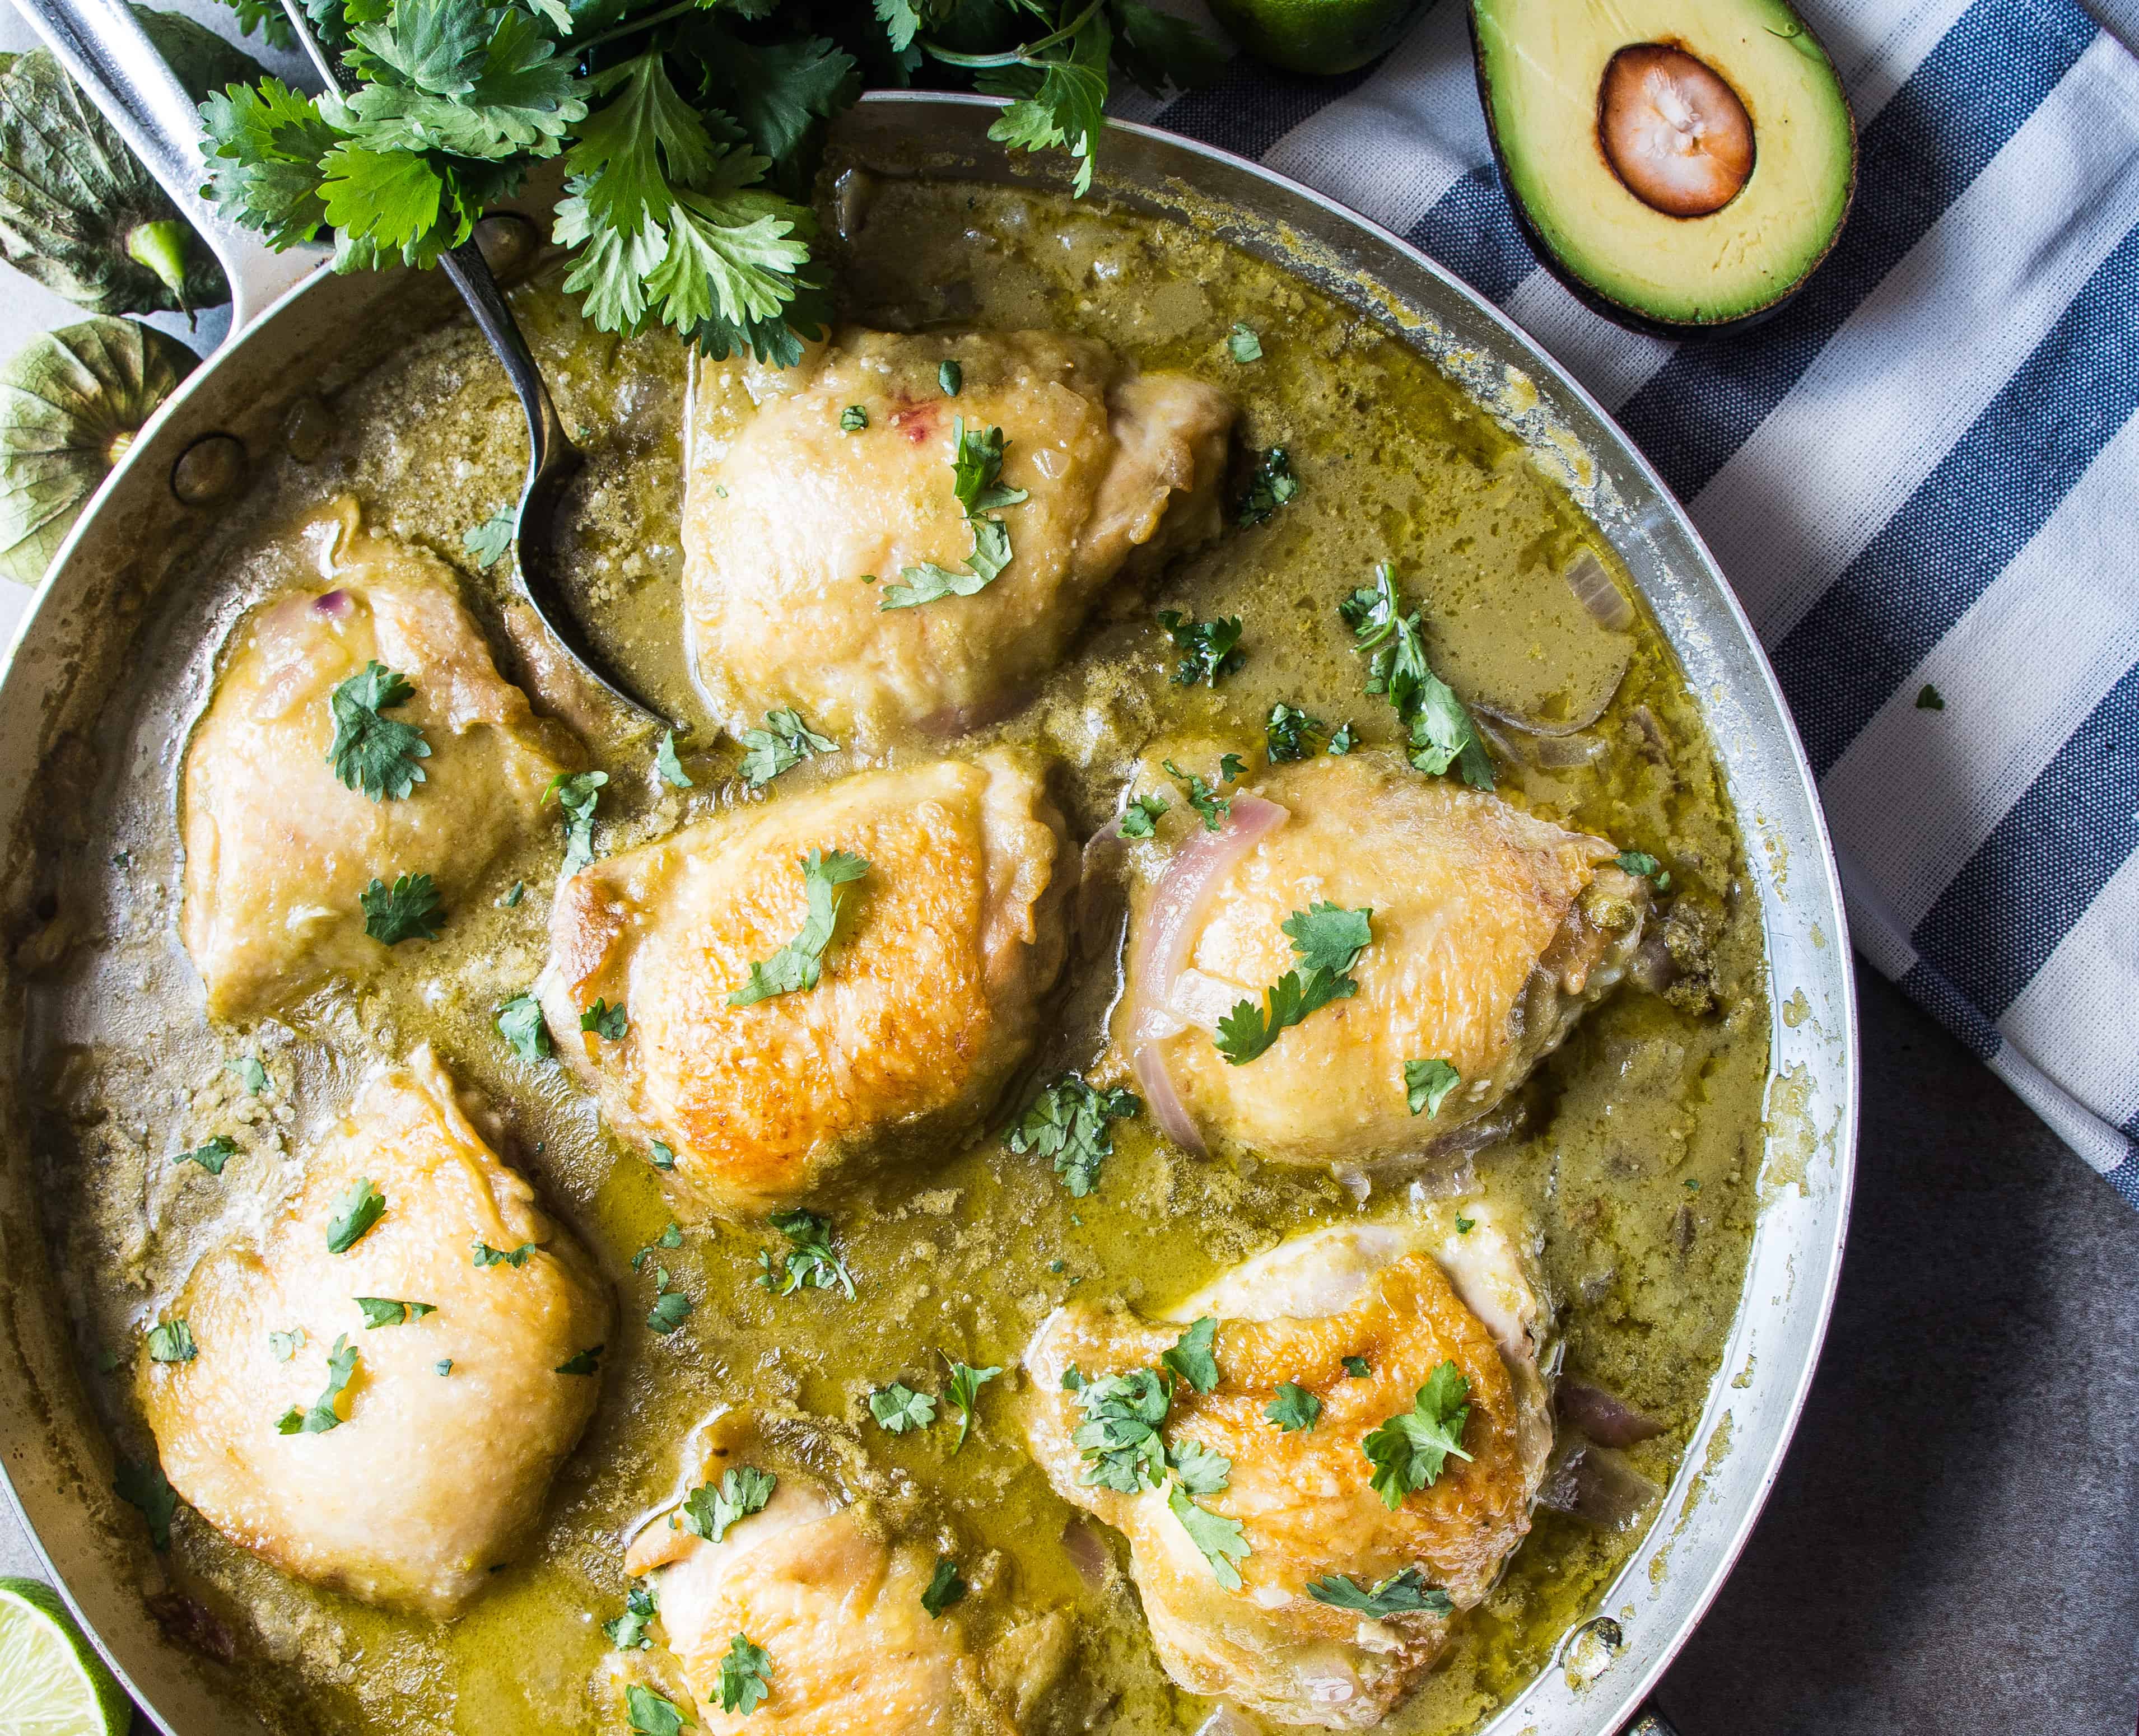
[197,2,1217,363]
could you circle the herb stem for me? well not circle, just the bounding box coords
[920,0,1107,68]
[577,0,698,55]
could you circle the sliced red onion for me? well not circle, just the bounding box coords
[1475,689,1619,740]
[1565,550,1635,633]
[1556,1378,1667,1448]
[1133,1038,1204,1155]
[1061,1515,1112,1587]
[1126,793,1287,1043]
[311,587,351,617]
[1194,1709,1268,1736]
[1123,793,1288,1158]
[1537,1438,1661,1532]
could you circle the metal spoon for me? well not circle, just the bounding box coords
[279,4,670,731]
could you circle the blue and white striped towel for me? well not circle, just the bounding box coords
[1115,0,2139,1209]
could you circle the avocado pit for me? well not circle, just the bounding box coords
[1599,44,1754,218]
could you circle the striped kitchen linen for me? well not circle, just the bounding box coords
[1112,0,2139,1208]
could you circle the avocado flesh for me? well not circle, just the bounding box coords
[1471,0,1856,329]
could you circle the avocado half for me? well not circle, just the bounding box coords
[1469,0,1858,334]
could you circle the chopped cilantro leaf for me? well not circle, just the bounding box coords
[1004,1073,1141,1197]
[717,1632,772,1715]
[1265,702,1326,762]
[146,1319,197,1364]
[646,1286,693,1334]
[1917,683,1945,711]
[497,992,552,1062]
[1072,1366,1171,1492]
[277,1334,357,1434]
[1327,721,1357,755]
[435,1359,453,1375]
[499,880,525,908]
[840,404,867,432]
[1266,1382,1321,1432]
[355,1297,435,1328]
[1405,1058,1461,1118]
[649,1139,677,1172]
[1163,759,1233,832]
[728,850,868,1006]
[174,1134,237,1175]
[1361,1360,1474,1509]
[228,1057,268,1096]
[739,708,836,788]
[871,1382,937,1434]
[1285,902,1373,973]
[472,1240,537,1268]
[327,662,429,801]
[678,1466,776,1542]
[655,731,694,788]
[554,1344,604,1376]
[921,1556,967,1617]
[1227,323,1262,362]
[463,506,515,570]
[942,1356,1003,1453]
[580,998,628,1040]
[1157,609,1245,687]
[1161,1318,1220,1394]
[1306,1565,1453,1617]
[114,1457,177,1551]
[1119,792,1169,838]
[1616,850,1672,893]
[1167,1482,1249,1589]
[757,1208,854,1298]
[1456,1214,1475,1233]
[605,1584,658,1650]
[939,357,963,396]
[325,1178,385,1253]
[880,418,1026,610]
[1167,1436,1231,1496]
[360,872,444,945]
[544,769,608,873]
[1343,1355,1371,1379]
[269,1328,305,1362]
[626,1683,687,1736]
[1237,446,1298,526]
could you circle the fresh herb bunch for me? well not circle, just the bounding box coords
[196,0,1221,363]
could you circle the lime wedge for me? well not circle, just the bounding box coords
[0,1578,131,1736]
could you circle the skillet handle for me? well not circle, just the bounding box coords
[12,0,323,332]
[1624,1703,1682,1736]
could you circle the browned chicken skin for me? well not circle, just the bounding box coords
[683,328,1234,746]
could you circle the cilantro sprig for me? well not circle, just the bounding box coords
[1214,902,1373,1066]
[677,1466,775,1542]
[728,848,868,1006]
[198,2,1218,363]
[1306,1565,1453,1617]
[1361,1360,1474,1509]
[1341,565,1494,791]
[327,661,429,800]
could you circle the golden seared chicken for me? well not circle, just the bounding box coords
[620,1411,1069,1734]
[139,1048,611,1617]
[539,750,1071,1219]
[683,329,1234,746]
[1117,751,1647,1164]
[1019,1208,1551,1729]
[180,500,576,1020]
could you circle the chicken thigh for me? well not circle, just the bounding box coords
[1019,1208,1551,1729]
[1116,751,1648,1165]
[180,500,576,1020]
[683,329,1234,746]
[139,1047,611,1617]
[620,1411,1068,1734]
[539,750,1071,1219]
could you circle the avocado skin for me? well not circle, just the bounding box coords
[1464,0,1858,338]
[1208,0,1438,76]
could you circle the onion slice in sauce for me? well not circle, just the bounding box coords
[1556,1377,1668,1448]
[1564,549,1635,633]
[1125,792,1288,1156]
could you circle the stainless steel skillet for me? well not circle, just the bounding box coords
[0,7,1859,1733]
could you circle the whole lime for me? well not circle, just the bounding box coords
[1206,0,1437,76]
